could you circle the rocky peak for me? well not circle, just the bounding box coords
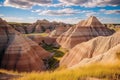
[82,16,104,27]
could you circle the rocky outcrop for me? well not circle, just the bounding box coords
[60,31,120,68]
[57,16,114,49]
[0,18,51,72]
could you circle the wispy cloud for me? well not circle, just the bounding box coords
[100,9,120,14]
[99,17,120,23]
[59,0,120,7]
[3,0,120,9]
[2,16,24,22]
[4,0,52,9]
[0,14,4,17]
[50,17,82,24]
[33,8,81,16]
[85,11,97,17]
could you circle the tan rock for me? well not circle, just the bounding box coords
[60,31,120,68]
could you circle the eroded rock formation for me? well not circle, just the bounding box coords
[60,31,120,68]
[0,18,51,72]
[10,19,71,34]
[57,16,114,49]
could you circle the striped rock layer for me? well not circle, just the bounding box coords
[60,31,120,68]
[26,20,71,34]
[27,35,57,46]
[0,18,51,72]
[57,16,114,49]
[49,26,69,38]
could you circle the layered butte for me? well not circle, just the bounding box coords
[57,16,114,49]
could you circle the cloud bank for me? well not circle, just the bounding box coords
[59,0,120,7]
[3,0,120,9]
[4,0,52,9]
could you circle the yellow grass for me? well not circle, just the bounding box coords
[109,27,120,31]
[12,62,120,80]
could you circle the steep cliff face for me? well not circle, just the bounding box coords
[60,31,120,68]
[0,18,51,72]
[57,16,114,49]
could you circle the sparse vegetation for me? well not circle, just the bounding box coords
[24,33,49,37]
[105,24,120,31]
[42,43,68,70]
[8,22,31,25]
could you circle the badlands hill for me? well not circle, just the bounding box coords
[10,20,71,34]
[57,16,115,49]
[60,31,120,68]
[26,26,69,48]
[0,18,51,72]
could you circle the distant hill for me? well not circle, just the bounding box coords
[8,20,72,34]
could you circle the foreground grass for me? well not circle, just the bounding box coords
[14,63,120,80]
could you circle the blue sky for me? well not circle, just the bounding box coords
[0,0,120,24]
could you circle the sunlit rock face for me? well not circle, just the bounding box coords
[60,31,120,68]
[57,16,115,50]
[0,18,51,72]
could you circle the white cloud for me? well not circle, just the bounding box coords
[4,0,52,9]
[85,11,97,17]
[3,0,120,9]
[2,16,24,22]
[49,3,65,7]
[0,14,4,17]
[28,17,36,19]
[99,17,120,23]
[59,0,120,7]
[33,8,81,16]
[32,9,42,13]
[100,9,120,14]
[50,17,81,24]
